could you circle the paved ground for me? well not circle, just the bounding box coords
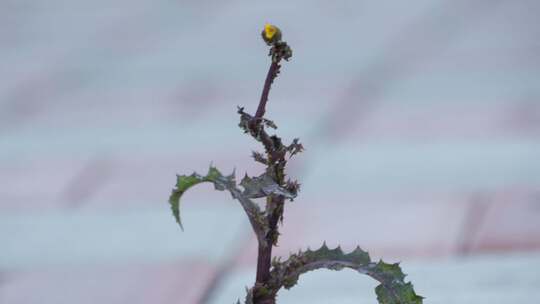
[1,1,540,303]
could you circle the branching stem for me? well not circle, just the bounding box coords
[169,24,422,304]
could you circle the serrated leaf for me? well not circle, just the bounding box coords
[244,287,254,304]
[267,243,423,304]
[285,179,300,197]
[169,172,207,230]
[373,260,406,282]
[262,118,277,129]
[240,172,296,200]
[169,166,236,229]
[237,106,252,133]
[376,282,424,304]
[168,165,269,246]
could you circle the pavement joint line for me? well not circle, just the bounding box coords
[60,156,113,208]
[456,193,492,255]
[0,2,172,131]
[312,0,505,144]
[199,228,257,304]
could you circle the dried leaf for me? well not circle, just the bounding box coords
[240,172,296,200]
[286,138,304,157]
[285,179,300,198]
[251,151,268,165]
[237,107,253,134]
[262,118,277,129]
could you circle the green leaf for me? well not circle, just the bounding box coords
[169,166,236,230]
[267,243,423,304]
[376,282,424,304]
[168,165,269,246]
[170,166,237,228]
[369,260,423,304]
[168,166,238,229]
[169,172,208,230]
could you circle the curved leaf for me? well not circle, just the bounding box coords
[266,243,423,304]
[168,165,269,246]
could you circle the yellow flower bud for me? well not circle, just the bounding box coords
[262,23,282,45]
[264,23,277,39]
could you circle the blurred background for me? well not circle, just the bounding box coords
[1,0,539,303]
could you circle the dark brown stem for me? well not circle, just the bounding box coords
[245,39,293,304]
[250,58,286,304]
[255,198,276,286]
[254,61,281,119]
[255,195,284,283]
[256,242,273,283]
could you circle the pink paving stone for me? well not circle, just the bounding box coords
[85,155,266,210]
[0,259,215,304]
[0,142,263,212]
[234,193,470,268]
[0,127,259,202]
[314,100,540,150]
[470,189,540,253]
[346,102,540,142]
[0,158,93,212]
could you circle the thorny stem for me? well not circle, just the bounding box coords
[254,61,281,120]
[250,54,287,304]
